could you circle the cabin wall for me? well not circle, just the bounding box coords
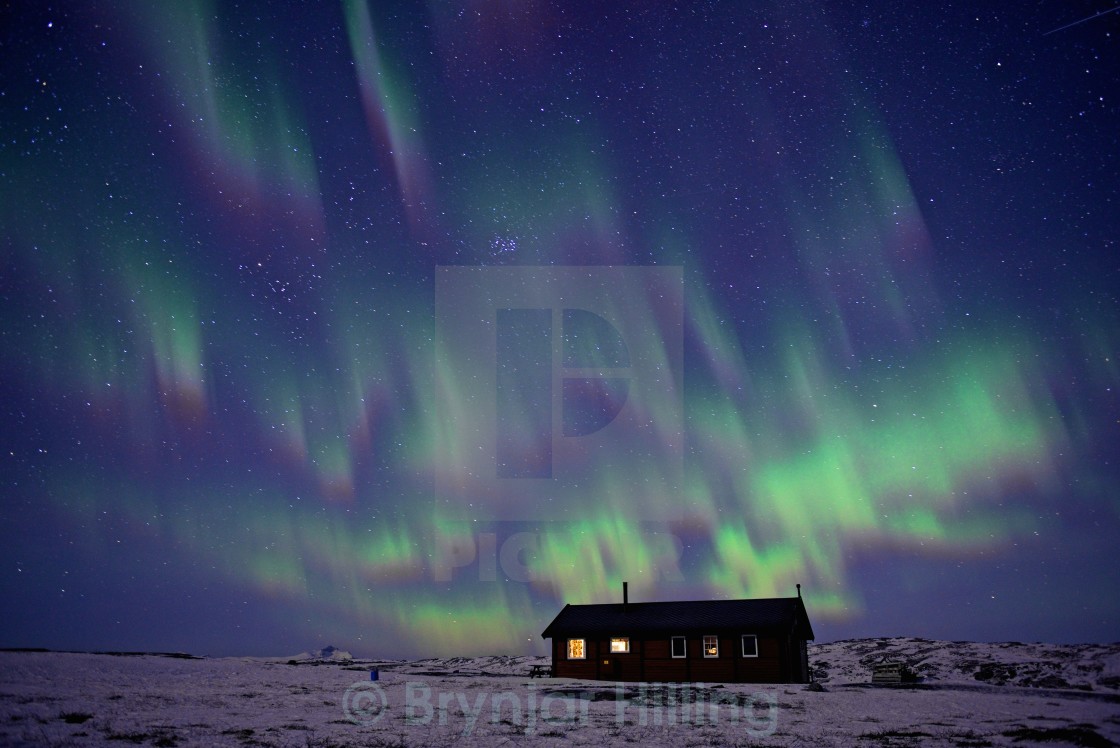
[552,636,600,679]
[550,632,807,683]
[747,635,785,683]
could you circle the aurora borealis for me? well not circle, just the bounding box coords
[1,1,1117,657]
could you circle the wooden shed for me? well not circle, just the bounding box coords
[541,584,815,683]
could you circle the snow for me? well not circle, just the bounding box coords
[813,637,1120,690]
[1,639,1117,746]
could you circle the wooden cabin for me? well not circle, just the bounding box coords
[541,584,814,683]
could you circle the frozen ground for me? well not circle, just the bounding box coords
[1,638,1118,747]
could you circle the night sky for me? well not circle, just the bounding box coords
[2,1,1117,658]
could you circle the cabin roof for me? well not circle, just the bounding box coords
[541,596,814,640]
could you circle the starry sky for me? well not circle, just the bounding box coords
[1,1,1117,657]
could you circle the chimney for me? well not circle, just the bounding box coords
[796,583,802,598]
[623,581,629,612]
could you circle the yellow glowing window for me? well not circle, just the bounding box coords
[703,635,719,658]
[610,638,630,653]
[567,639,586,660]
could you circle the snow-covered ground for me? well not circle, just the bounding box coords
[2,638,1118,746]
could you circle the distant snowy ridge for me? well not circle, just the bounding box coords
[809,637,1120,691]
[286,645,352,662]
[390,654,546,676]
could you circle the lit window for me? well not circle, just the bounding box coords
[671,636,686,658]
[741,634,758,658]
[703,635,719,658]
[567,639,586,660]
[610,638,630,653]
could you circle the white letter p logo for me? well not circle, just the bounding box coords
[435,266,682,521]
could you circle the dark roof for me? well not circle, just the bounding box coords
[541,596,814,640]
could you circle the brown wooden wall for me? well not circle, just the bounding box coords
[550,631,804,683]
